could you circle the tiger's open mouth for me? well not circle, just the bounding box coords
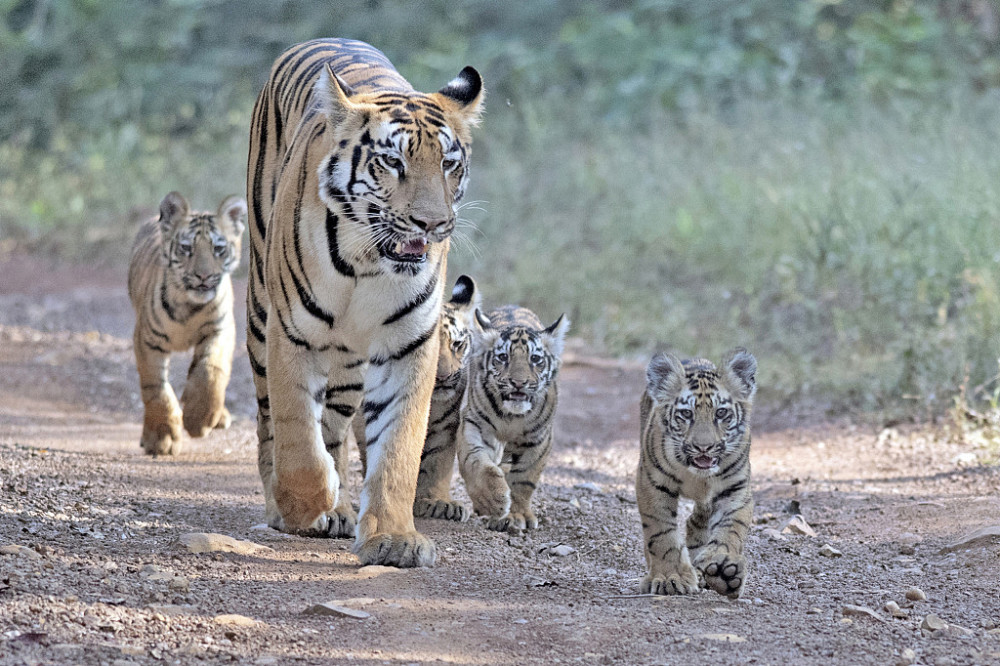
[381,235,429,263]
[506,391,531,402]
[691,455,719,470]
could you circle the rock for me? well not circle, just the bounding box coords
[696,633,746,643]
[896,647,917,665]
[0,545,41,560]
[938,525,1000,554]
[898,544,916,555]
[921,614,947,633]
[840,604,887,623]
[301,603,370,619]
[356,565,401,577]
[145,604,194,616]
[884,601,908,619]
[213,614,257,626]
[168,576,190,592]
[573,482,602,493]
[549,545,576,557]
[761,528,788,542]
[780,515,816,537]
[819,544,843,558]
[179,533,273,555]
[905,587,927,602]
[512,618,529,624]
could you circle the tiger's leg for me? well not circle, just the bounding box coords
[414,416,468,522]
[636,470,698,595]
[353,342,438,568]
[181,312,235,437]
[266,323,340,535]
[692,489,753,598]
[135,333,183,456]
[319,362,366,538]
[488,435,551,533]
[685,498,712,561]
[457,419,511,521]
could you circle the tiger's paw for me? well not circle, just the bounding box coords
[183,404,230,438]
[468,467,511,518]
[640,562,700,596]
[695,550,746,598]
[354,531,437,568]
[140,420,183,456]
[485,509,537,533]
[325,506,357,538]
[414,498,469,522]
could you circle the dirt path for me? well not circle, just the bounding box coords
[1,254,999,666]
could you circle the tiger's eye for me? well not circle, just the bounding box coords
[442,158,458,171]
[495,352,508,364]
[715,408,731,420]
[677,408,693,419]
[381,154,403,170]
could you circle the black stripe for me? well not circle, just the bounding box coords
[382,272,438,325]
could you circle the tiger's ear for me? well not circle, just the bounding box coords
[471,308,498,353]
[449,275,481,313]
[158,191,189,236]
[541,314,570,358]
[436,66,484,128]
[217,195,247,238]
[317,64,366,126]
[646,352,686,404]
[723,347,757,402]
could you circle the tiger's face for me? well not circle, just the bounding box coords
[645,349,757,476]
[434,275,480,397]
[475,310,569,416]
[315,65,483,271]
[158,192,247,304]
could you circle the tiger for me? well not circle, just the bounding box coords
[128,191,247,456]
[636,348,757,598]
[245,38,483,567]
[457,305,569,533]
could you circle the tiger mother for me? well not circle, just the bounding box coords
[245,39,483,567]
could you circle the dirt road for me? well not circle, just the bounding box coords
[1,254,999,665]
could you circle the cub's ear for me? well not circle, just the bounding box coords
[723,347,757,401]
[449,274,481,312]
[158,191,189,236]
[437,66,484,128]
[217,195,247,238]
[471,308,498,353]
[473,308,493,332]
[317,63,366,127]
[646,352,686,403]
[541,313,570,358]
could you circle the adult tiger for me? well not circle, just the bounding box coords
[246,39,483,567]
[637,348,757,598]
[128,191,246,456]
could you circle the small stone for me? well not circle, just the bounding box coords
[761,528,788,542]
[179,532,273,555]
[512,618,529,624]
[898,544,916,556]
[819,544,843,558]
[780,515,817,537]
[213,614,257,626]
[840,604,887,623]
[696,633,746,643]
[168,576,190,592]
[896,648,917,665]
[884,601,908,619]
[905,587,927,602]
[938,525,1000,554]
[549,545,575,557]
[301,603,370,619]
[356,565,401,577]
[145,604,194,617]
[921,614,947,633]
[0,545,41,560]
[573,482,602,493]
[806,607,823,615]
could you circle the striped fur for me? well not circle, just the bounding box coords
[245,39,483,567]
[414,275,480,521]
[637,348,757,598]
[128,191,246,456]
[458,305,569,533]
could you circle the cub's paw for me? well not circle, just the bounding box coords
[183,405,230,438]
[468,467,511,518]
[640,563,700,596]
[485,510,537,533]
[140,423,182,456]
[354,531,437,568]
[325,506,357,538]
[414,498,469,522]
[695,551,746,598]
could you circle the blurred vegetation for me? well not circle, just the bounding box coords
[4,0,1000,419]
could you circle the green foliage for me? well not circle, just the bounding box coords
[3,0,1000,416]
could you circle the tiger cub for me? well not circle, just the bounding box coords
[458,305,569,532]
[637,348,757,598]
[128,191,246,456]
[415,274,480,521]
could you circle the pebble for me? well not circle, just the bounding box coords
[301,603,371,619]
[0,545,41,560]
[884,601,908,619]
[168,576,190,592]
[761,528,787,542]
[179,532,273,555]
[357,565,401,577]
[840,604,887,623]
[905,587,927,602]
[213,614,257,626]
[896,648,917,665]
[818,544,843,558]
[938,525,1000,554]
[573,482,602,493]
[921,614,948,633]
[780,515,817,537]
[696,633,746,643]
[549,545,576,557]
[145,604,194,616]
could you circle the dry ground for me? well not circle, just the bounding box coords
[1,254,999,666]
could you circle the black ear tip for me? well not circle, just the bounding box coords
[440,67,483,105]
[450,274,476,305]
[474,308,492,329]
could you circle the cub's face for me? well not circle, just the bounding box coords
[645,349,757,476]
[476,312,569,416]
[158,192,247,304]
[434,275,480,398]
[316,65,484,271]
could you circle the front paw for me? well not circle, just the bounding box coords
[695,550,746,598]
[183,404,230,438]
[354,531,437,568]
[486,509,537,533]
[414,498,469,522]
[640,562,700,596]
[468,467,511,518]
[141,419,182,456]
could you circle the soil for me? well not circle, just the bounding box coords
[1,253,999,666]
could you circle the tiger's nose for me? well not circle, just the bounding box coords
[409,214,450,234]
